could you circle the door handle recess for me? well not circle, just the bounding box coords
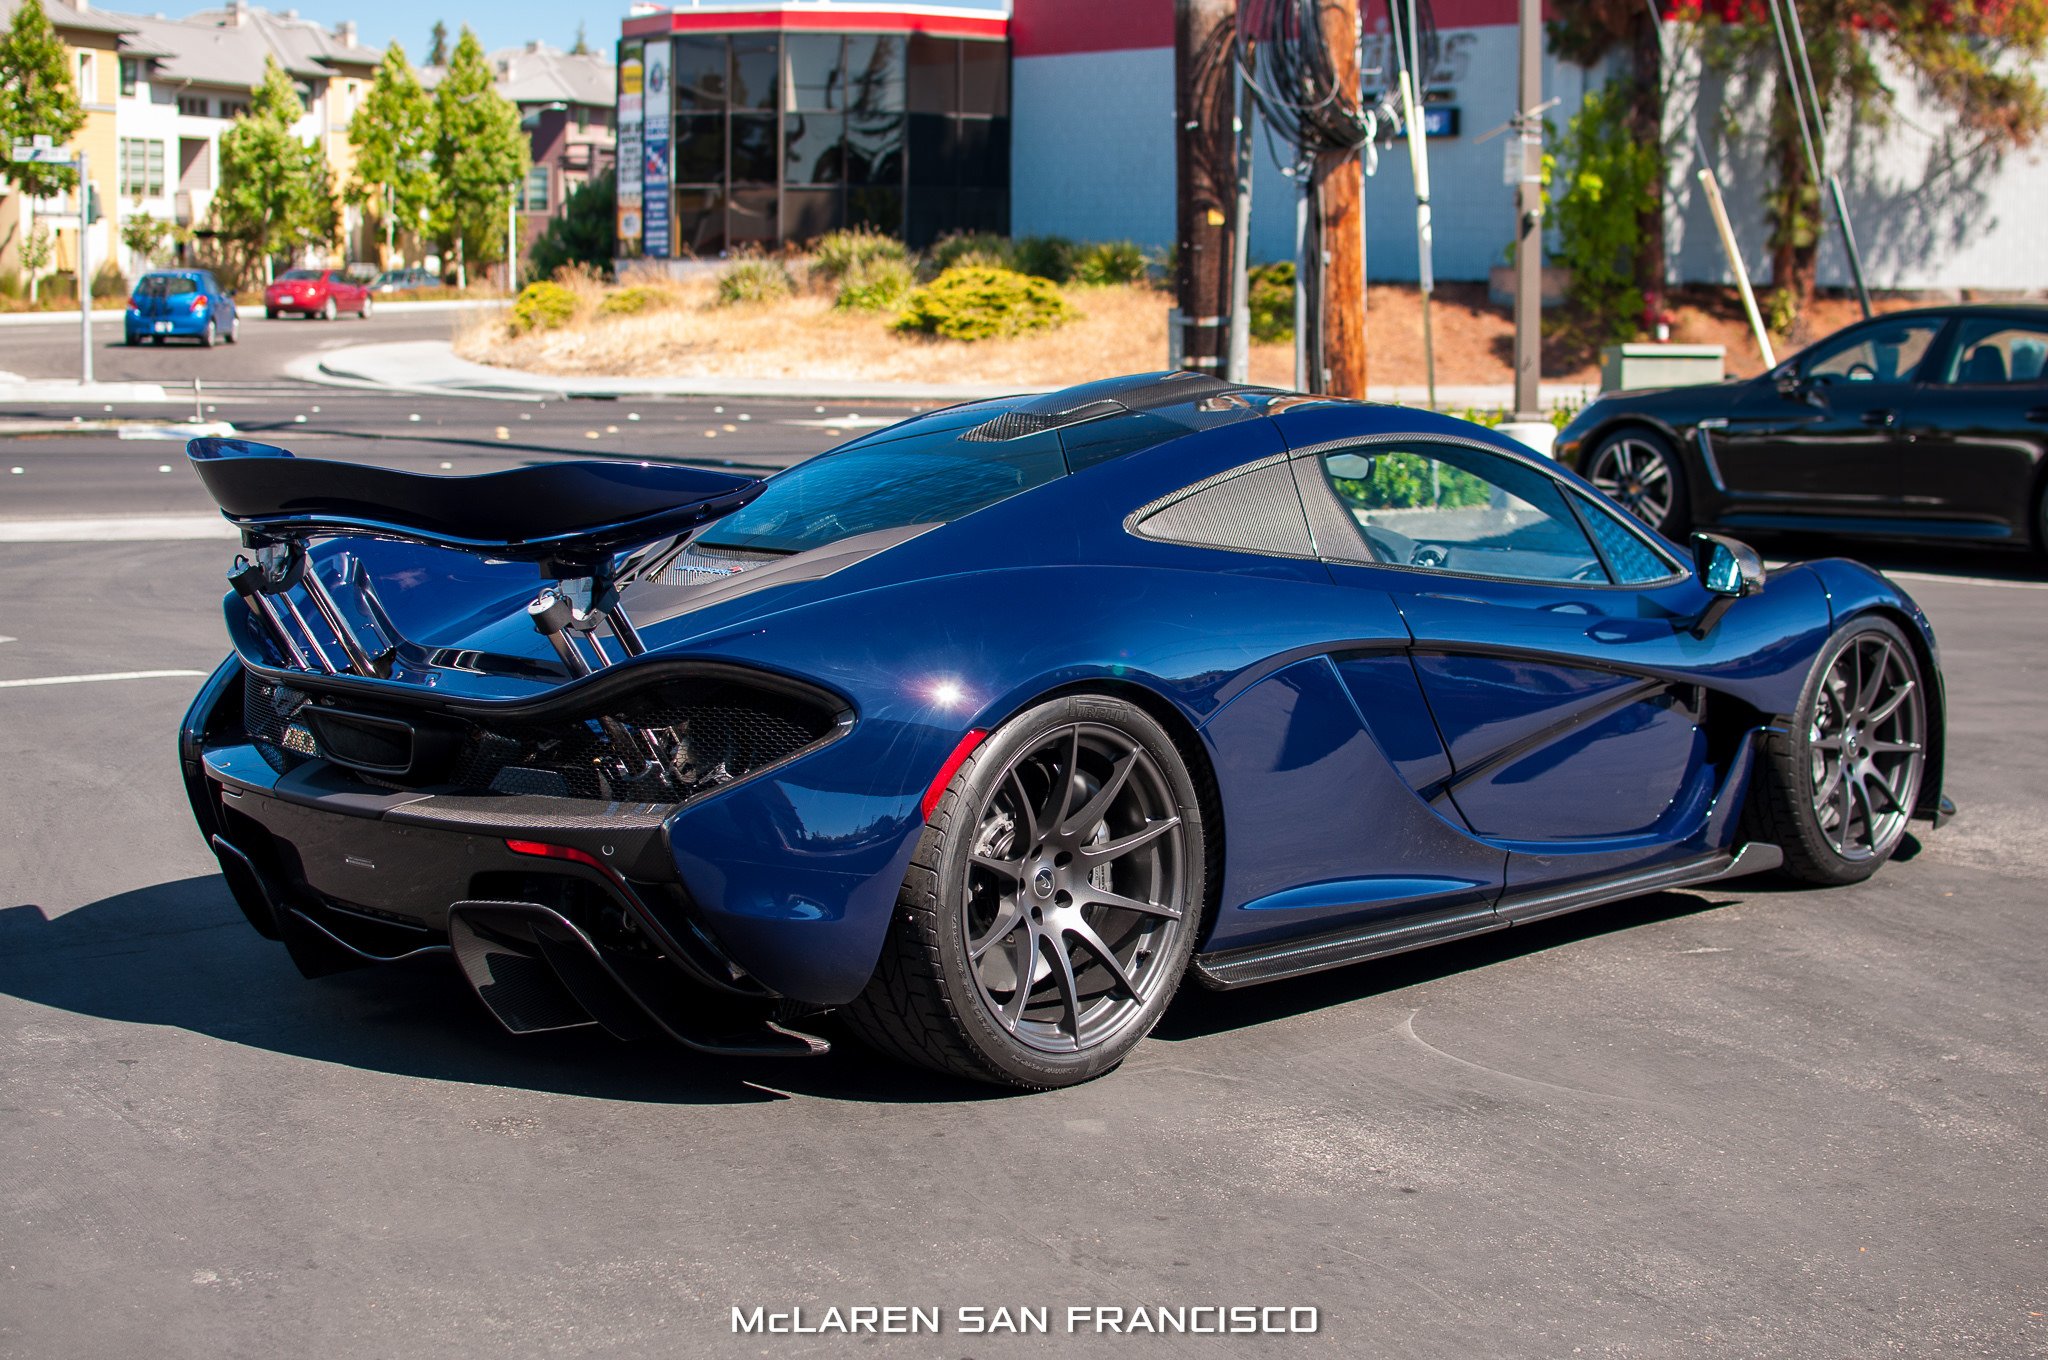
[1861,409,1897,427]
[2026,407,2048,423]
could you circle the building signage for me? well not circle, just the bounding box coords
[616,42,644,251]
[641,40,671,259]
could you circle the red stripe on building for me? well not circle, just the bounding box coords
[623,8,1009,40]
[1011,0,1172,56]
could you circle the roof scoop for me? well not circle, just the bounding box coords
[960,370,1233,442]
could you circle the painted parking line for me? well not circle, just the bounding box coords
[0,515,233,543]
[0,669,207,690]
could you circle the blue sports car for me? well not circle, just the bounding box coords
[178,373,1951,1089]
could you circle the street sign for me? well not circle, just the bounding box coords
[11,144,76,165]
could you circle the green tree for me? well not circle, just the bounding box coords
[1550,83,1663,343]
[0,0,83,201]
[527,169,614,279]
[120,213,180,266]
[19,220,50,302]
[570,22,591,57]
[347,43,438,260]
[431,27,528,288]
[1699,0,2048,331]
[1549,0,1665,330]
[427,20,448,67]
[214,58,336,282]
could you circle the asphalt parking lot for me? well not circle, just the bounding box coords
[2,352,2045,1357]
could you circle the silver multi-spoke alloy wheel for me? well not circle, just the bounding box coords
[962,722,1189,1054]
[1806,629,1926,863]
[845,694,1206,1089]
[1588,432,1681,532]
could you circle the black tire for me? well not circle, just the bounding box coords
[844,694,1206,1089]
[123,332,139,346]
[224,318,238,344]
[263,307,274,320]
[1746,616,1928,886]
[1586,427,1690,538]
[200,319,217,348]
[321,298,337,321]
[360,295,373,319]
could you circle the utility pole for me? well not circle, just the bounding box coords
[1316,0,1367,397]
[77,150,91,386]
[1173,0,1238,378]
[1511,0,1542,421]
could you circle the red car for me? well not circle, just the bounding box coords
[263,268,373,321]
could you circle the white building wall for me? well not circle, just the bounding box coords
[1016,27,2048,292]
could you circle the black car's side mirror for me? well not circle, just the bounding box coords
[1774,368,1808,398]
[1689,532,1766,637]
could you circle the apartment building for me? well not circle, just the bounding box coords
[491,42,617,254]
[0,0,124,283]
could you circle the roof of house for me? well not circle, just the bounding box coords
[102,2,380,90]
[421,42,613,107]
[6,0,135,36]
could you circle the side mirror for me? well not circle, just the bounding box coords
[1773,368,1807,398]
[1689,532,1765,637]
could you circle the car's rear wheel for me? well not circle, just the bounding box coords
[1587,428,1688,537]
[845,695,1204,1089]
[200,319,217,348]
[1748,617,1928,885]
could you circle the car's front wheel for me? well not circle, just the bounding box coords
[321,298,337,321]
[845,695,1205,1089]
[1748,617,1928,885]
[360,295,373,319]
[1587,428,1688,537]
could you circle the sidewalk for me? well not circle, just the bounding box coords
[300,338,1600,409]
[0,297,503,329]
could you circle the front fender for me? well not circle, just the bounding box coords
[1802,557,1947,817]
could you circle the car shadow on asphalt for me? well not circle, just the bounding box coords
[1154,887,1738,1041]
[0,875,1004,1108]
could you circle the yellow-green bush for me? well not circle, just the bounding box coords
[893,266,1074,341]
[716,257,795,305]
[1071,239,1149,286]
[812,227,910,283]
[598,284,673,317]
[510,280,577,335]
[834,255,916,312]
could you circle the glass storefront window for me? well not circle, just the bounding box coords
[907,36,957,114]
[784,113,846,185]
[843,35,905,115]
[730,187,778,242]
[845,113,905,186]
[673,37,727,110]
[783,34,841,112]
[785,186,844,240]
[959,41,1008,117]
[674,114,725,183]
[730,114,777,184]
[730,36,779,112]
[674,186,727,255]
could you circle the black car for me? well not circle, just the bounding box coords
[1556,303,2048,551]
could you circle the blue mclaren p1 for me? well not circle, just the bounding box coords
[178,372,1951,1089]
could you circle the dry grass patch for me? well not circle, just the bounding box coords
[457,273,1275,388]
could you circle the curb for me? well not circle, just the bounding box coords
[0,417,236,438]
[0,298,507,329]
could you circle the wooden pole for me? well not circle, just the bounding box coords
[1511,0,1543,420]
[1315,0,1367,396]
[1174,0,1239,377]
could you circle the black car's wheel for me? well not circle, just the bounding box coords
[1587,428,1688,536]
[845,695,1205,1089]
[1748,617,1928,885]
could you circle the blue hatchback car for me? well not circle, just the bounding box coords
[126,269,238,347]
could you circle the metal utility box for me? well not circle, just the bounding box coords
[1600,343,1726,393]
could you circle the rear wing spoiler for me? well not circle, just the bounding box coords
[187,437,765,681]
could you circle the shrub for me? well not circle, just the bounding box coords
[1071,239,1149,287]
[1550,83,1660,344]
[509,280,577,334]
[716,256,795,305]
[812,226,910,283]
[597,284,673,317]
[894,266,1074,341]
[834,255,916,312]
[1009,234,1076,283]
[528,170,617,281]
[929,231,1008,273]
[1249,261,1296,343]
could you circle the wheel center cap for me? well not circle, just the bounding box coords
[1033,866,1056,898]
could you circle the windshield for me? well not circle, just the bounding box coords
[278,269,322,281]
[698,413,1066,554]
[137,275,198,297]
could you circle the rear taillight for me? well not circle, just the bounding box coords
[190,294,208,312]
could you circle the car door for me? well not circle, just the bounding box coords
[1711,314,1948,520]
[1893,311,2048,539]
[1292,436,1773,896]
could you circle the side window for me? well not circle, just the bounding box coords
[1300,442,1606,584]
[1804,319,1942,385]
[1129,456,1316,559]
[1570,491,1680,585]
[1933,318,2048,386]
